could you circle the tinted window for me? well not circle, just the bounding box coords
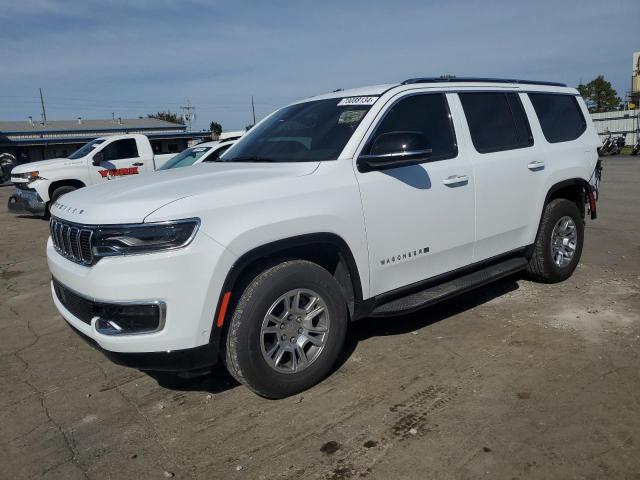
[460,92,533,153]
[528,93,586,143]
[203,143,233,162]
[365,93,457,161]
[102,139,139,161]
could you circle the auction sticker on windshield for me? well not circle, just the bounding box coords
[337,96,378,106]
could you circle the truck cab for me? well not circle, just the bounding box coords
[8,134,174,216]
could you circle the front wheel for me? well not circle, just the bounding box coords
[224,260,348,398]
[527,198,584,283]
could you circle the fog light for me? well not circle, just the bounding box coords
[94,302,166,335]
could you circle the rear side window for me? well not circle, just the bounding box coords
[528,93,586,143]
[459,92,533,153]
[102,139,139,161]
[366,93,457,161]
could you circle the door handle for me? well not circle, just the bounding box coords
[527,160,545,171]
[132,162,144,166]
[442,174,469,186]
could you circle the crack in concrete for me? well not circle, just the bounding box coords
[25,379,90,480]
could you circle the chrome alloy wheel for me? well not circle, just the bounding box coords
[260,289,330,374]
[550,215,578,268]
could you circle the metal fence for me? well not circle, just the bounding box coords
[591,109,640,145]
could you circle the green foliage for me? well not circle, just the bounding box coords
[209,121,223,137]
[147,111,183,124]
[577,76,621,113]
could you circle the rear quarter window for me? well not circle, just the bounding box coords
[528,93,586,143]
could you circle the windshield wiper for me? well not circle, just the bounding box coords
[220,156,279,163]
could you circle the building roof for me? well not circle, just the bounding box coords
[0,118,185,134]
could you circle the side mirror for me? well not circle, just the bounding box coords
[92,151,104,166]
[357,131,432,172]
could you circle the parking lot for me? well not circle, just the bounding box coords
[0,157,638,480]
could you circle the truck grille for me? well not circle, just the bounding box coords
[49,218,94,265]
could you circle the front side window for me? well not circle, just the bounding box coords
[69,139,105,159]
[364,93,457,161]
[459,92,533,153]
[101,138,139,161]
[528,93,586,143]
[203,143,233,162]
[160,146,212,170]
[220,98,374,162]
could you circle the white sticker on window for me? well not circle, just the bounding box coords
[337,96,378,106]
[192,147,208,152]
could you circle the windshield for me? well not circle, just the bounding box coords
[159,146,213,170]
[220,98,375,162]
[68,139,106,159]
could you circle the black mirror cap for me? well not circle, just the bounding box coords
[357,131,432,172]
[369,130,430,156]
[92,152,104,166]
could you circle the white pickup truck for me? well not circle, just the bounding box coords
[8,134,175,216]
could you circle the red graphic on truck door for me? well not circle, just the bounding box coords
[98,167,139,179]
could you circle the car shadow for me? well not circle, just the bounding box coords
[157,274,521,396]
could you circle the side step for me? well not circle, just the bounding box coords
[371,257,528,316]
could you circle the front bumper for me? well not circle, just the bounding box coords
[47,229,237,369]
[7,187,47,216]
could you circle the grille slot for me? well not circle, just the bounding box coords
[49,218,94,265]
[53,279,96,324]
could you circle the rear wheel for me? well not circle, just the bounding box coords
[527,198,584,283]
[224,260,348,398]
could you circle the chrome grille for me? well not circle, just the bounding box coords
[49,218,93,265]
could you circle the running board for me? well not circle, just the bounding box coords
[371,257,528,316]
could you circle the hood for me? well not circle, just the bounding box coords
[12,157,82,175]
[51,161,319,224]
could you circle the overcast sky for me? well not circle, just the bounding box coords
[1,0,637,130]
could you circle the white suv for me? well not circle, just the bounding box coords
[47,77,601,398]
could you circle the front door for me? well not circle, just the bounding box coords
[355,92,476,297]
[88,138,143,185]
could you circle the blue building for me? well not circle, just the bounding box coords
[0,117,210,164]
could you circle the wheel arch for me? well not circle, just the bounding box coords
[215,233,364,327]
[528,178,593,259]
[48,179,86,201]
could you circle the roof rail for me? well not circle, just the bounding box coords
[401,77,567,87]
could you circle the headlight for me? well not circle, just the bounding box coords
[92,218,200,257]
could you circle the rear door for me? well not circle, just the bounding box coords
[355,92,476,296]
[88,138,144,184]
[457,91,545,261]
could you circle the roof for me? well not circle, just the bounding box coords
[301,77,573,103]
[0,118,186,134]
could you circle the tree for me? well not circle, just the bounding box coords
[209,121,222,138]
[147,111,183,124]
[577,76,621,113]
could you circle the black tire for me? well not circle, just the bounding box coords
[50,185,76,204]
[224,260,348,399]
[46,185,77,217]
[527,198,584,283]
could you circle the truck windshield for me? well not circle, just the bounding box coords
[160,146,213,170]
[219,98,375,163]
[68,139,106,159]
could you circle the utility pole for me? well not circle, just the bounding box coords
[180,99,196,131]
[39,88,47,124]
[251,96,256,125]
